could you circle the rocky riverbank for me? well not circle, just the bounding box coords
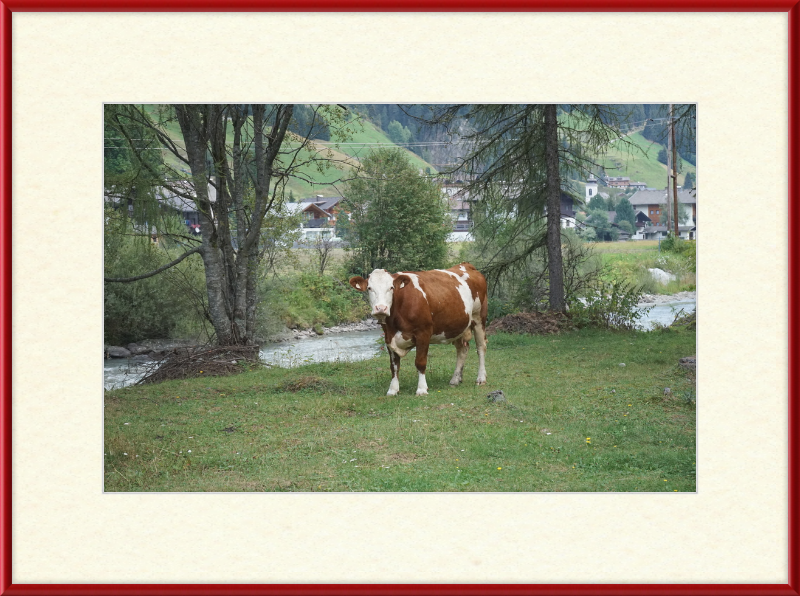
[268,319,382,342]
[637,290,696,307]
[105,292,696,358]
[104,339,201,360]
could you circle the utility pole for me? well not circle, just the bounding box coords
[666,107,673,233]
[670,104,680,236]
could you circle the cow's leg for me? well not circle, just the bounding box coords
[450,338,469,386]
[387,349,401,396]
[474,320,488,385]
[414,334,431,395]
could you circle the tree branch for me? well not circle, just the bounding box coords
[105,246,202,283]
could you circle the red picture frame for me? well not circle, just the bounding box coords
[1,2,797,595]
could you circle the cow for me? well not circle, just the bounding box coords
[349,263,488,396]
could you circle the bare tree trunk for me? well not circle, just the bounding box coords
[544,104,565,313]
[175,105,235,345]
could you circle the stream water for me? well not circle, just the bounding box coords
[104,300,695,390]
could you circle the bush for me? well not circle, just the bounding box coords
[568,278,651,330]
[263,269,370,331]
[105,218,207,345]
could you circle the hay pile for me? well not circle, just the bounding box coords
[486,311,571,336]
[137,345,263,385]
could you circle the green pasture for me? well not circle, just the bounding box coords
[105,328,696,493]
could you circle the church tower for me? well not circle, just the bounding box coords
[586,175,599,204]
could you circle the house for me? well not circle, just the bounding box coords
[442,183,475,241]
[606,176,631,188]
[638,225,696,241]
[156,184,217,236]
[629,181,648,190]
[628,188,696,239]
[105,182,217,237]
[285,195,345,243]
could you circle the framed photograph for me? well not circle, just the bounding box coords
[1,2,796,594]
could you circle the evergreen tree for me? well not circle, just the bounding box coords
[614,197,637,228]
[426,104,633,312]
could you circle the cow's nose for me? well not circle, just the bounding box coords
[374,305,388,314]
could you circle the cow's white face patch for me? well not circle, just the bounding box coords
[366,269,395,319]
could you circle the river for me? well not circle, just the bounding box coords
[104,299,695,390]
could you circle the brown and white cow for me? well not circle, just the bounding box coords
[349,263,488,396]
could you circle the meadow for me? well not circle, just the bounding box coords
[104,327,696,493]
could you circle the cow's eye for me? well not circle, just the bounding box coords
[367,286,371,291]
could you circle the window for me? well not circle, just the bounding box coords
[588,188,593,196]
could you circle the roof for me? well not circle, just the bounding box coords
[285,201,331,218]
[629,188,697,206]
[306,196,343,212]
[154,183,217,212]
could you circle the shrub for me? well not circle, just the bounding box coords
[568,278,651,330]
[263,269,370,331]
[105,220,207,345]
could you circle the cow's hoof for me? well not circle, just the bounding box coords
[387,389,398,396]
[476,380,487,386]
[416,389,428,396]
[449,378,462,386]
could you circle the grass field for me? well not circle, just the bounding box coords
[104,328,696,492]
[600,131,696,189]
[139,106,436,199]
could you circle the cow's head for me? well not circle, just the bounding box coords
[349,269,410,321]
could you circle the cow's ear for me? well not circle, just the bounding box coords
[394,274,412,290]
[349,276,367,291]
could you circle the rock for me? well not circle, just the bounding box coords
[680,356,696,370]
[648,268,677,285]
[664,388,672,396]
[106,346,131,359]
[619,363,626,367]
[487,390,506,403]
[133,339,201,352]
[126,343,151,355]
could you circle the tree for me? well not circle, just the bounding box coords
[657,147,668,165]
[617,220,634,235]
[343,148,450,274]
[588,194,607,211]
[585,209,618,242]
[386,120,412,145]
[659,199,690,226]
[424,104,634,312]
[105,104,350,345]
[614,196,636,229]
[683,171,695,190]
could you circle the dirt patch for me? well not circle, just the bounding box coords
[356,439,386,450]
[280,375,330,393]
[487,311,571,336]
[386,452,420,464]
